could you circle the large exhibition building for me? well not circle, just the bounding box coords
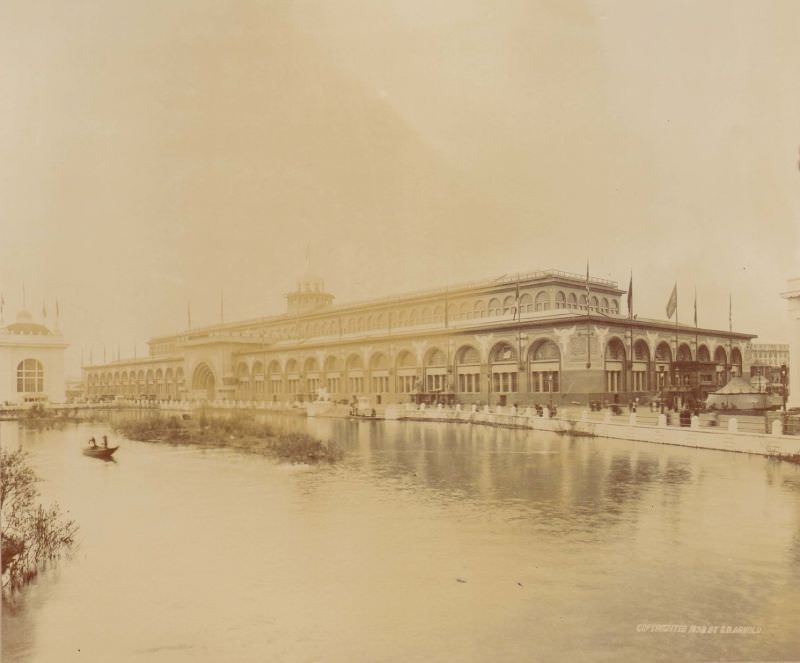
[82,269,755,407]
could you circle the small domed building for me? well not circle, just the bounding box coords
[0,309,68,405]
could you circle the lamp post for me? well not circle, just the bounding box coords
[781,364,788,412]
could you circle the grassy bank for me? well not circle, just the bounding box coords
[113,412,343,463]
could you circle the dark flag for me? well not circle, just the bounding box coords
[585,262,590,296]
[666,283,677,319]
[627,272,633,319]
[693,289,698,327]
[729,293,732,332]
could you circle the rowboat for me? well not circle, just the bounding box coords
[82,446,119,460]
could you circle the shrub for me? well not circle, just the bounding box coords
[1,448,77,594]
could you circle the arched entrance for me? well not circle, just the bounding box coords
[192,363,216,401]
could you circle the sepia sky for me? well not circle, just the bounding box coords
[2,0,799,377]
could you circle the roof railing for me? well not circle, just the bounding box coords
[153,268,620,340]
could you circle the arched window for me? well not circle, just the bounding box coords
[677,344,692,362]
[535,292,551,312]
[731,347,743,376]
[425,348,447,366]
[697,345,711,363]
[632,340,650,391]
[600,298,609,312]
[606,339,626,361]
[370,353,389,370]
[519,293,533,313]
[490,342,517,363]
[17,359,44,393]
[590,296,599,311]
[605,339,626,392]
[396,350,417,394]
[488,298,502,317]
[370,353,389,393]
[567,293,578,309]
[610,300,619,315]
[424,348,448,392]
[528,340,560,392]
[530,340,560,361]
[579,294,588,310]
[655,343,672,362]
[455,345,481,393]
[490,342,518,393]
[473,300,486,318]
[455,345,480,365]
[633,340,650,361]
[555,292,566,309]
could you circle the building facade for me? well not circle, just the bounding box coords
[83,269,756,407]
[749,343,789,393]
[1,310,68,405]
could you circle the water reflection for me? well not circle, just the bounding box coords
[2,416,800,663]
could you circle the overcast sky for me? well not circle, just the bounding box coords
[2,0,799,378]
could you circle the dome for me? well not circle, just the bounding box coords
[3,309,51,335]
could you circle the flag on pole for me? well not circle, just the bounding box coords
[187,302,192,329]
[626,272,633,319]
[42,300,47,318]
[693,289,697,327]
[729,293,732,332]
[585,262,591,312]
[666,283,677,319]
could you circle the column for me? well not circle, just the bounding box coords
[782,277,800,408]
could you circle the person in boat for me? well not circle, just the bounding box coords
[88,436,97,447]
[102,435,109,448]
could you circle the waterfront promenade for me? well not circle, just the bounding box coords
[6,398,799,461]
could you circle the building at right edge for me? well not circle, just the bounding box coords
[782,277,800,409]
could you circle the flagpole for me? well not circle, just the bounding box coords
[628,270,633,394]
[586,261,591,370]
[694,288,699,401]
[728,293,733,380]
[674,288,679,391]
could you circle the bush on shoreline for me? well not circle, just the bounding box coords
[113,413,343,463]
[1,448,78,596]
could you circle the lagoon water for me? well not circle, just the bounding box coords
[2,414,800,662]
